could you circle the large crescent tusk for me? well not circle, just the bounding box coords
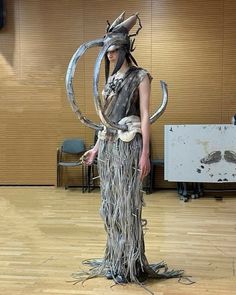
[65,38,104,131]
[93,35,129,131]
[149,80,168,124]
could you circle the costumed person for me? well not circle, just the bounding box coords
[84,39,152,285]
[65,12,184,290]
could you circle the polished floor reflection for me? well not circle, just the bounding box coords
[0,187,236,295]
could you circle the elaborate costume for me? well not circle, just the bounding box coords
[65,12,184,290]
[97,67,149,283]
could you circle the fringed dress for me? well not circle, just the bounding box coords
[74,66,183,286]
[97,67,151,283]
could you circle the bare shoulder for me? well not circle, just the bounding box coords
[139,74,151,91]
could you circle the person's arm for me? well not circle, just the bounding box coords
[83,139,99,165]
[139,74,151,180]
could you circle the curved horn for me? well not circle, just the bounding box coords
[65,38,104,131]
[108,11,126,32]
[113,13,138,33]
[93,35,129,131]
[149,80,168,124]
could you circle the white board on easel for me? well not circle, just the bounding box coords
[164,124,236,183]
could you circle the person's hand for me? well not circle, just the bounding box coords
[81,149,97,166]
[139,153,150,181]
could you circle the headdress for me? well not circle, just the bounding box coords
[65,12,168,131]
[104,12,141,80]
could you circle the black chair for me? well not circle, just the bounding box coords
[57,139,86,191]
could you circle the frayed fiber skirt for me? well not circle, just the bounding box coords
[97,134,147,282]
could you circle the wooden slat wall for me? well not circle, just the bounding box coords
[0,0,235,186]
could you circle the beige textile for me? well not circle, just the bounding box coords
[98,115,141,142]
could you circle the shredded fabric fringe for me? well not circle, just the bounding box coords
[71,135,187,293]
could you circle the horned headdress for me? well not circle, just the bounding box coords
[65,12,168,132]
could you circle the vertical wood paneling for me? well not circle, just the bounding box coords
[151,0,224,161]
[0,0,235,186]
[222,0,236,123]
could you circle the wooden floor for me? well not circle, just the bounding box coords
[0,187,236,295]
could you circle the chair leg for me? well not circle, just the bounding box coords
[82,165,85,193]
[92,164,96,191]
[145,170,151,195]
[64,167,68,189]
[87,164,96,193]
[56,149,61,187]
[150,163,155,194]
[57,164,60,187]
[57,165,63,187]
[87,165,91,192]
[90,164,98,192]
